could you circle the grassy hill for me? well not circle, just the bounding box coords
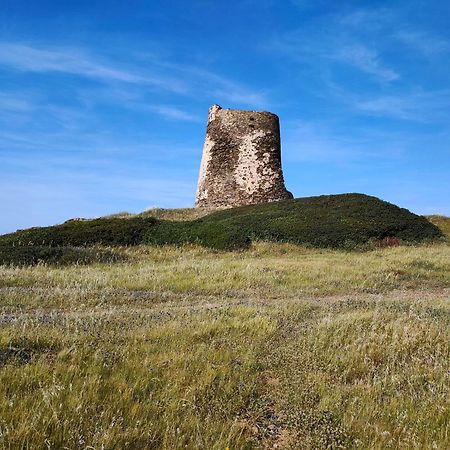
[0,194,443,266]
[427,215,450,239]
[0,194,449,448]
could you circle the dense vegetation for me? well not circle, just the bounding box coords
[187,193,443,248]
[0,216,155,247]
[0,245,126,266]
[0,194,443,265]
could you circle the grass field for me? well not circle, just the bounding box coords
[0,217,449,449]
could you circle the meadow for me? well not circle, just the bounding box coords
[1,222,449,449]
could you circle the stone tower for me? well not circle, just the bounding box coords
[195,104,292,208]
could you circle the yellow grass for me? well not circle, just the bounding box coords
[0,241,449,448]
[427,215,450,238]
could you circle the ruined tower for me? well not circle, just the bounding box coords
[195,104,293,208]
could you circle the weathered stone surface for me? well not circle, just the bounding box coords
[195,104,293,208]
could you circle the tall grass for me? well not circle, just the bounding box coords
[0,308,274,449]
[0,241,449,448]
[264,296,450,448]
[1,243,448,308]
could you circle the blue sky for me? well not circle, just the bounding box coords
[1,0,449,234]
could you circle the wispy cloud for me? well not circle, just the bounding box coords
[0,41,268,111]
[0,92,35,112]
[211,87,267,108]
[266,21,399,84]
[151,62,269,108]
[282,120,408,163]
[0,42,188,93]
[395,30,450,56]
[353,90,450,121]
[338,9,391,29]
[267,7,450,87]
[333,44,399,82]
[0,170,196,233]
[0,40,269,140]
[147,105,202,122]
[0,131,200,234]
[336,8,450,58]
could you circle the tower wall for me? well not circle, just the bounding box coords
[195,104,292,208]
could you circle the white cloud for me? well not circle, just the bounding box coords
[0,42,189,93]
[147,105,202,122]
[333,44,399,82]
[395,30,450,56]
[354,90,450,121]
[0,42,269,111]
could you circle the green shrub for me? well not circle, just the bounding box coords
[143,221,251,250]
[0,217,157,247]
[0,194,443,255]
[0,246,126,266]
[197,193,442,246]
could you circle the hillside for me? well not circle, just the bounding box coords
[427,215,450,239]
[0,194,449,448]
[0,194,443,266]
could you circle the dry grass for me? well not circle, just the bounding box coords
[1,243,448,308]
[139,207,219,221]
[262,290,450,449]
[0,240,449,448]
[0,306,273,449]
[427,215,450,239]
[106,207,219,221]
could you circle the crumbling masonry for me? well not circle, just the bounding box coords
[195,104,293,208]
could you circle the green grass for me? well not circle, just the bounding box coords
[0,199,448,448]
[0,240,449,448]
[0,307,272,449]
[0,195,443,266]
[0,244,448,305]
